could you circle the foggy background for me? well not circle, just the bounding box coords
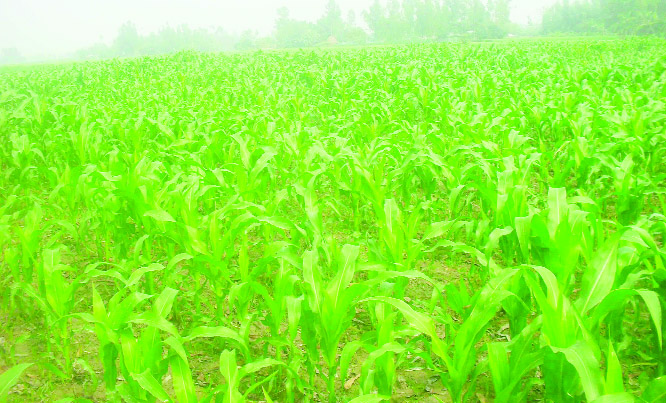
[1,0,664,64]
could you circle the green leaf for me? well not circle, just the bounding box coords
[485,226,513,256]
[131,369,173,402]
[101,343,118,392]
[164,336,189,365]
[547,187,568,238]
[578,234,621,314]
[239,358,284,378]
[360,342,405,387]
[219,350,243,403]
[605,341,624,394]
[257,216,294,231]
[185,326,243,343]
[0,363,33,401]
[514,215,532,261]
[422,220,457,241]
[347,394,390,403]
[126,263,165,288]
[170,356,197,403]
[85,266,127,285]
[144,209,176,223]
[285,295,302,342]
[184,326,247,356]
[590,392,635,403]
[41,362,68,380]
[362,296,437,338]
[108,292,153,328]
[120,330,140,374]
[326,244,360,310]
[635,290,663,350]
[487,342,510,394]
[642,376,666,403]
[340,341,363,384]
[552,340,603,402]
[591,288,662,353]
[262,388,274,403]
[219,350,238,386]
[129,311,180,338]
[302,250,322,312]
[166,253,193,272]
[74,358,98,392]
[153,287,178,318]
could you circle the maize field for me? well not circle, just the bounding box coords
[1,39,666,402]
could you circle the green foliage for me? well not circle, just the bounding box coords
[543,0,666,36]
[0,364,32,402]
[363,0,510,42]
[1,38,666,402]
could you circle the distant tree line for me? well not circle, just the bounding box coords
[272,2,367,48]
[0,48,25,65]
[273,0,512,46]
[75,23,243,59]
[542,0,666,36]
[3,0,665,65]
[74,0,513,60]
[363,0,512,42]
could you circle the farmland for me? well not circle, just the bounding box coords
[1,38,666,402]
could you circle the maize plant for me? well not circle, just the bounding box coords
[1,38,666,402]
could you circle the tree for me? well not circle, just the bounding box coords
[275,7,320,48]
[364,0,388,42]
[114,22,140,57]
[342,10,368,43]
[235,30,258,51]
[385,0,412,42]
[363,0,413,43]
[0,48,25,65]
[542,0,666,36]
[414,0,444,38]
[318,0,345,39]
[362,0,510,42]
[489,0,512,35]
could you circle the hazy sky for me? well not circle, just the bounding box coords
[1,0,557,57]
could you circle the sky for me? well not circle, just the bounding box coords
[0,0,557,58]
